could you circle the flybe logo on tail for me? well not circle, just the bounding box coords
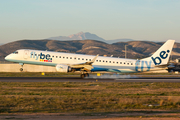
[151,50,170,65]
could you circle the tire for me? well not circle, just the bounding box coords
[81,74,85,78]
[20,68,23,72]
[85,73,89,77]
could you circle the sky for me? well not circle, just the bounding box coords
[0,0,180,43]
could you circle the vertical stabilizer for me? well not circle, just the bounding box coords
[141,40,175,66]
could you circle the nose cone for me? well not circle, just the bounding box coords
[5,55,10,61]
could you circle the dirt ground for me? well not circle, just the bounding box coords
[0,116,180,120]
[1,112,180,120]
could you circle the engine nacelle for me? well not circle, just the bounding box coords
[56,64,71,73]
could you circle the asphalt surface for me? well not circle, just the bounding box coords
[0,77,180,82]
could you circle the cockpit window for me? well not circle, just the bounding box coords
[13,51,18,54]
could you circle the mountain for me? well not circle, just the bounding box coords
[47,32,142,44]
[1,39,180,61]
[48,32,106,42]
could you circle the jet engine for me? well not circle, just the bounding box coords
[56,64,71,73]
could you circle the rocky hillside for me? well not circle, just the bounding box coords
[0,39,180,61]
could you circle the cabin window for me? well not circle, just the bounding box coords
[35,54,37,56]
[96,60,98,62]
[78,58,80,60]
[109,61,111,63]
[66,57,68,59]
[63,57,64,59]
[56,56,58,58]
[124,62,126,64]
[131,63,133,65]
[120,62,122,64]
[117,62,118,64]
[99,60,101,62]
[70,57,72,59]
[59,56,61,58]
[127,63,129,65]
[113,61,115,63]
[86,59,88,61]
[52,56,54,58]
[74,57,76,60]
[103,60,105,62]
[89,59,91,61]
[82,58,84,60]
[106,61,108,63]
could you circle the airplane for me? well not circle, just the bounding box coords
[5,40,175,78]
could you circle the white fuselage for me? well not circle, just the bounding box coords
[5,49,163,73]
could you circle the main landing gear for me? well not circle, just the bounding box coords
[19,63,24,72]
[80,73,89,78]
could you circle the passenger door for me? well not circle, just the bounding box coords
[24,50,29,59]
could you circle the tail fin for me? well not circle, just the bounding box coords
[141,40,175,66]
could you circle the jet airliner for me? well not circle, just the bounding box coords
[5,40,175,78]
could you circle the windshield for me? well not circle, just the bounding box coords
[13,51,18,54]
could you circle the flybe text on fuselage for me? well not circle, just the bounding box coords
[135,60,151,72]
[30,52,52,62]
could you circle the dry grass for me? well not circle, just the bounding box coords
[0,82,180,113]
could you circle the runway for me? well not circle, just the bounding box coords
[0,77,180,82]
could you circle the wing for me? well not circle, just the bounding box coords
[69,54,99,71]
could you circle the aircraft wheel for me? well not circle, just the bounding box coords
[168,69,174,73]
[81,74,85,78]
[20,68,23,72]
[85,73,89,77]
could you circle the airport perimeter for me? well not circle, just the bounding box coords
[0,63,57,72]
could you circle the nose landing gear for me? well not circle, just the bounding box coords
[19,63,24,72]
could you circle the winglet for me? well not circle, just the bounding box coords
[91,54,99,63]
[70,54,99,68]
[86,54,99,65]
